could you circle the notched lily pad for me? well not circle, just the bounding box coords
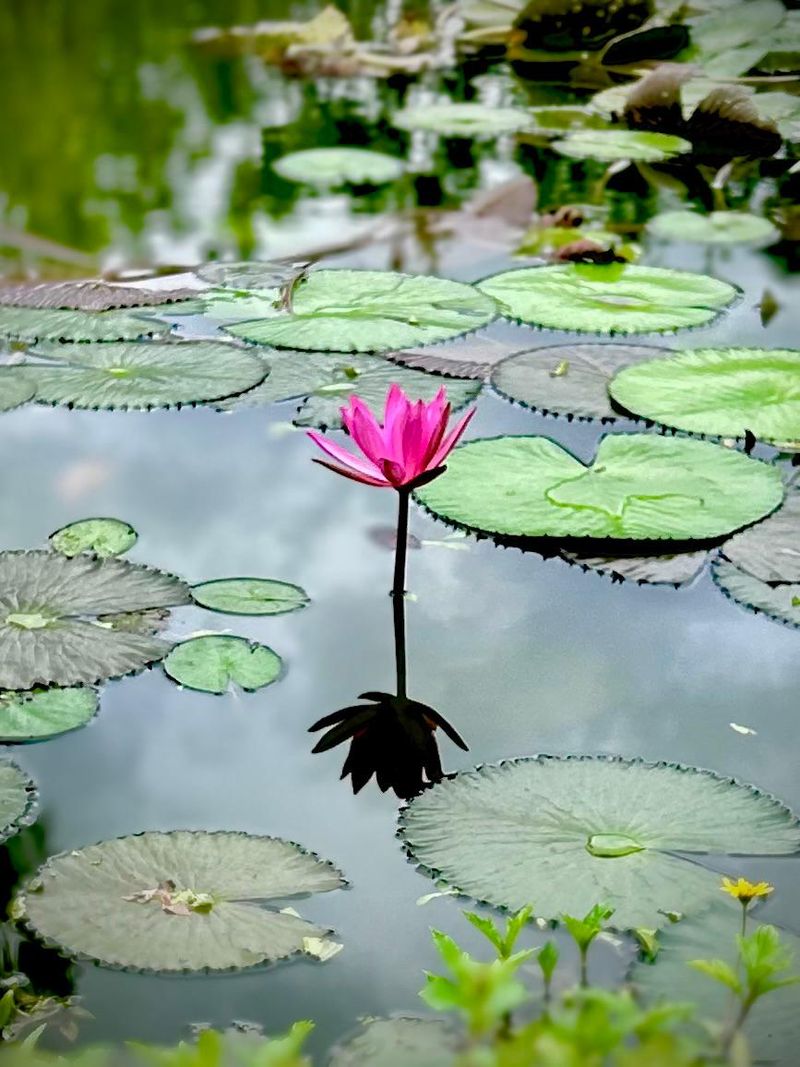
[329,1018,461,1067]
[552,130,691,162]
[0,280,197,311]
[50,518,138,559]
[648,211,779,246]
[712,558,800,631]
[17,830,345,972]
[392,103,533,138]
[399,756,800,930]
[163,635,282,694]
[722,487,800,584]
[0,307,166,344]
[0,687,99,743]
[273,148,404,186]
[388,334,526,381]
[0,760,37,841]
[191,578,309,616]
[560,548,709,587]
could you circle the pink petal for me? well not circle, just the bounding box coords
[420,399,451,469]
[307,431,386,482]
[383,384,411,463]
[346,398,387,467]
[312,458,391,487]
[430,406,476,467]
[381,458,407,486]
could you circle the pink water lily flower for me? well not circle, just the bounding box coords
[307,384,475,490]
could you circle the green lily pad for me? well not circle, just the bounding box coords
[609,348,800,445]
[0,280,197,310]
[222,271,498,353]
[0,688,99,743]
[17,830,345,973]
[722,487,800,583]
[195,260,309,291]
[648,211,779,245]
[0,551,191,689]
[191,578,309,616]
[712,558,800,631]
[49,518,138,559]
[515,226,638,261]
[560,548,709,587]
[21,341,267,411]
[273,148,404,186]
[0,368,36,413]
[0,761,37,841]
[329,1018,461,1067]
[392,103,533,138]
[491,343,670,422]
[399,756,800,930]
[551,130,691,162]
[415,434,783,543]
[525,106,609,135]
[0,307,166,344]
[163,635,282,694]
[477,264,738,334]
[217,349,480,428]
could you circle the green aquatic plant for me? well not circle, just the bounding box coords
[162,635,282,694]
[273,147,404,186]
[49,518,137,558]
[562,903,615,987]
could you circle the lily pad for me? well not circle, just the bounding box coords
[0,368,36,413]
[195,260,309,291]
[0,760,37,841]
[273,148,404,186]
[191,579,309,616]
[477,264,738,334]
[21,341,267,411]
[17,830,345,973]
[223,271,498,353]
[0,281,196,311]
[551,130,691,162]
[392,103,532,138]
[0,307,166,344]
[163,635,282,694]
[49,518,138,559]
[415,434,783,543]
[722,487,800,583]
[329,1018,461,1067]
[560,549,708,587]
[399,756,800,930]
[608,348,800,445]
[648,211,780,246]
[525,106,609,135]
[0,551,191,689]
[491,343,670,422]
[712,558,800,631]
[388,334,526,380]
[0,687,99,743]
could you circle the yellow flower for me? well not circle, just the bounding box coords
[721,877,774,905]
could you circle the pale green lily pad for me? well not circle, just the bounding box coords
[712,558,800,631]
[163,635,282,694]
[0,760,37,841]
[392,103,532,138]
[195,260,309,290]
[525,106,609,135]
[609,348,800,445]
[552,130,691,162]
[0,307,166,344]
[0,280,197,310]
[191,579,309,616]
[399,756,800,930]
[648,211,779,246]
[222,271,498,353]
[329,1018,461,1067]
[416,434,783,543]
[722,487,800,583]
[273,148,403,186]
[22,342,267,410]
[477,264,738,334]
[17,830,345,973]
[0,687,99,743]
[0,368,36,412]
[0,551,191,689]
[50,518,138,558]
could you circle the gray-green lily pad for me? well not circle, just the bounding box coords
[415,434,783,543]
[191,579,309,616]
[551,130,691,162]
[329,1018,461,1067]
[609,348,800,446]
[712,558,800,631]
[722,487,800,583]
[388,334,526,380]
[399,756,800,930]
[0,760,37,841]
[273,148,404,186]
[392,103,533,138]
[195,260,309,291]
[0,368,36,413]
[491,343,670,422]
[21,341,267,411]
[648,211,779,246]
[0,280,197,310]
[0,307,166,344]
[477,264,738,334]
[222,271,498,353]
[0,688,99,743]
[17,830,345,973]
[163,635,282,694]
[560,549,709,587]
[0,551,191,689]
[50,518,138,559]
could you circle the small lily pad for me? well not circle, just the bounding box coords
[0,368,36,413]
[399,756,800,930]
[50,518,138,559]
[392,103,533,138]
[0,688,99,743]
[191,579,309,616]
[551,130,691,162]
[648,211,780,246]
[722,487,800,583]
[329,1018,461,1067]
[273,148,404,186]
[17,830,345,972]
[195,260,309,291]
[712,558,800,631]
[0,307,166,344]
[477,264,738,335]
[163,635,282,694]
[0,760,37,841]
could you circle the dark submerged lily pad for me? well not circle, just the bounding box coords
[163,635,282,694]
[560,548,709,587]
[722,487,800,584]
[0,280,197,311]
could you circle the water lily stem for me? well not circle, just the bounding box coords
[392,488,411,699]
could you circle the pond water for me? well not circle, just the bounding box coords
[0,0,799,1062]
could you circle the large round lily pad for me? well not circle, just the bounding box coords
[0,688,99,743]
[191,579,309,616]
[722,487,800,583]
[17,830,345,973]
[22,342,267,410]
[415,434,783,543]
[273,148,403,185]
[0,307,166,344]
[0,760,37,841]
[551,130,691,162]
[399,756,800,930]
[329,1018,460,1067]
[392,103,532,138]
[163,635,282,694]
[712,558,800,631]
[609,348,800,445]
[0,551,191,689]
[477,264,738,335]
[49,518,137,558]
[222,270,498,353]
[648,211,779,245]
